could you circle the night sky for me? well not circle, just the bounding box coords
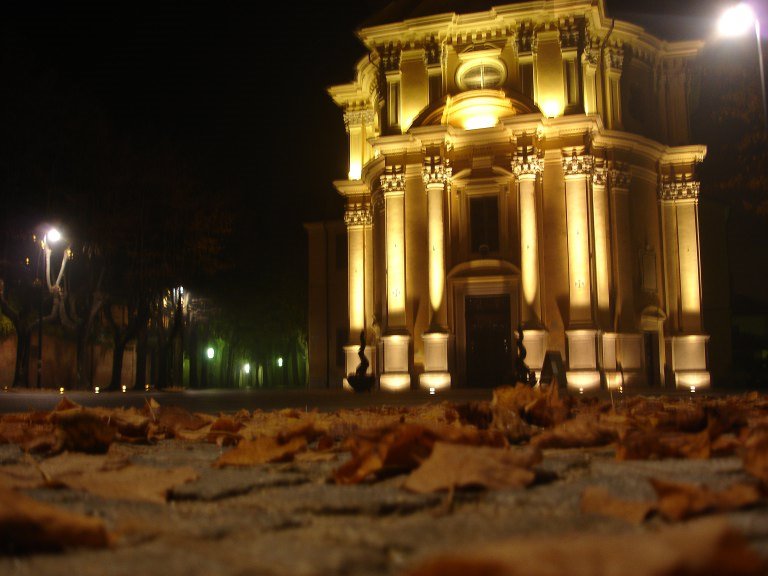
[2,0,764,305]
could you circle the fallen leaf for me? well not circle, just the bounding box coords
[743,427,768,484]
[0,486,110,552]
[403,442,541,493]
[49,410,116,454]
[616,429,710,460]
[0,463,44,490]
[214,435,308,467]
[402,518,764,576]
[580,485,655,524]
[532,414,619,449]
[57,465,198,504]
[650,478,762,522]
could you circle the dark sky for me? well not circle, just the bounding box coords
[1,0,757,295]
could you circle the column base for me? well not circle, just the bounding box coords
[565,371,601,394]
[669,334,710,390]
[380,334,411,392]
[419,372,451,392]
[522,329,547,371]
[420,332,451,392]
[380,372,411,392]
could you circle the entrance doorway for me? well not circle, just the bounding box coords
[465,295,512,387]
[644,331,661,387]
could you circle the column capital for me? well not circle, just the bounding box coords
[605,43,624,74]
[609,167,632,189]
[344,203,372,227]
[422,157,451,188]
[343,109,375,132]
[380,165,406,195]
[380,42,402,73]
[658,178,700,201]
[513,145,543,177]
[562,149,593,177]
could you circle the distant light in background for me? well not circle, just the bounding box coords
[429,387,436,395]
[145,384,150,392]
[277,357,283,368]
[206,347,215,359]
[59,387,64,395]
[121,385,126,393]
[94,386,100,394]
[243,363,251,374]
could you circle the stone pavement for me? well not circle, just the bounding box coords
[2,435,767,575]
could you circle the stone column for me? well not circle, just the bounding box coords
[380,167,411,391]
[562,150,600,392]
[581,36,599,115]
[513,146,546,373]
[343,109,375,180]
[419,154,451,391]
[603,44,623,130]
[660,177,709,389]
[343,204,373,383]
[591,160,611,328]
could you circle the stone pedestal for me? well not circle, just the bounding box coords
[669,334,710,389]
[522,329,547,379]
[566,329,600,392]
[380,334,411,391]
[419,332,451,391]
[342,345,373,392]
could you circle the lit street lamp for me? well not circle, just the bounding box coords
[36,228,63,389]
[718,3,767,128]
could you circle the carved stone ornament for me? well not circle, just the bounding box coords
[512,149,543,177]
[344,204,372,227]
[424,37,441,67]
[582,35,600,67]
[517,22,534,54]
[559,18,583,50]
[659,179,700,201]
[592,164,607,186]
[343,109,376,132]
[422,157,452,188]
[606,44,624,72]
[380,166,406,194]
[609,167,631,189]
[562,150,593,176]
[381,43,401,73]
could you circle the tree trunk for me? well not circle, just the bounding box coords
[110,337,126,391]
[134,325,147,390]
[189,324,198,389]
[13,327,31,388]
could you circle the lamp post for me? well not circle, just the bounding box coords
[36,228,62,389]
[718,3,768,129]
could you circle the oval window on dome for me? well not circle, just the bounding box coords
[462,64,503,89]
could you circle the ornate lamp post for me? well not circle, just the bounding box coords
[36,228,63,388]
[718,3,767,128]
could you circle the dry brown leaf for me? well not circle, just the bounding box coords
[403,442,541,493]
[650,478,762,522]
[492,384,570,428]
[57,465,198,504]
[0,463,45,490]
[214,435,308,467]
[0,486,110,552]
[293,451,339,463]
[531,414,618,449]
[616,429,710,460]
[402,518,764,576]
[580,485,655,524]
[48,409,116,454]
[743,427,768,484]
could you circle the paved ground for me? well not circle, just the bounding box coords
[1,389,767,575]
[1,439,766,576]
[0,388,494,414]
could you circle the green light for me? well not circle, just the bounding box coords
[206,347,215,359]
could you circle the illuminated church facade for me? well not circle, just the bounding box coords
[315,0,712,392]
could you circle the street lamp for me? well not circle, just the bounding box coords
[717,3,767,128]
[36,228,63,389]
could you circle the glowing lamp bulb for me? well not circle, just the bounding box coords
[690,385,696,393]
[121,385,127,393]
[429,387,436,395]
[59,387,65,395]
[46,228,62,244]
[244,363,251,374]
[206,347,215,359]
[94,386,100,394]
[717,3,756,37]
[579,387,584,395]
[277,357,283,368]
[145,384,150,392]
